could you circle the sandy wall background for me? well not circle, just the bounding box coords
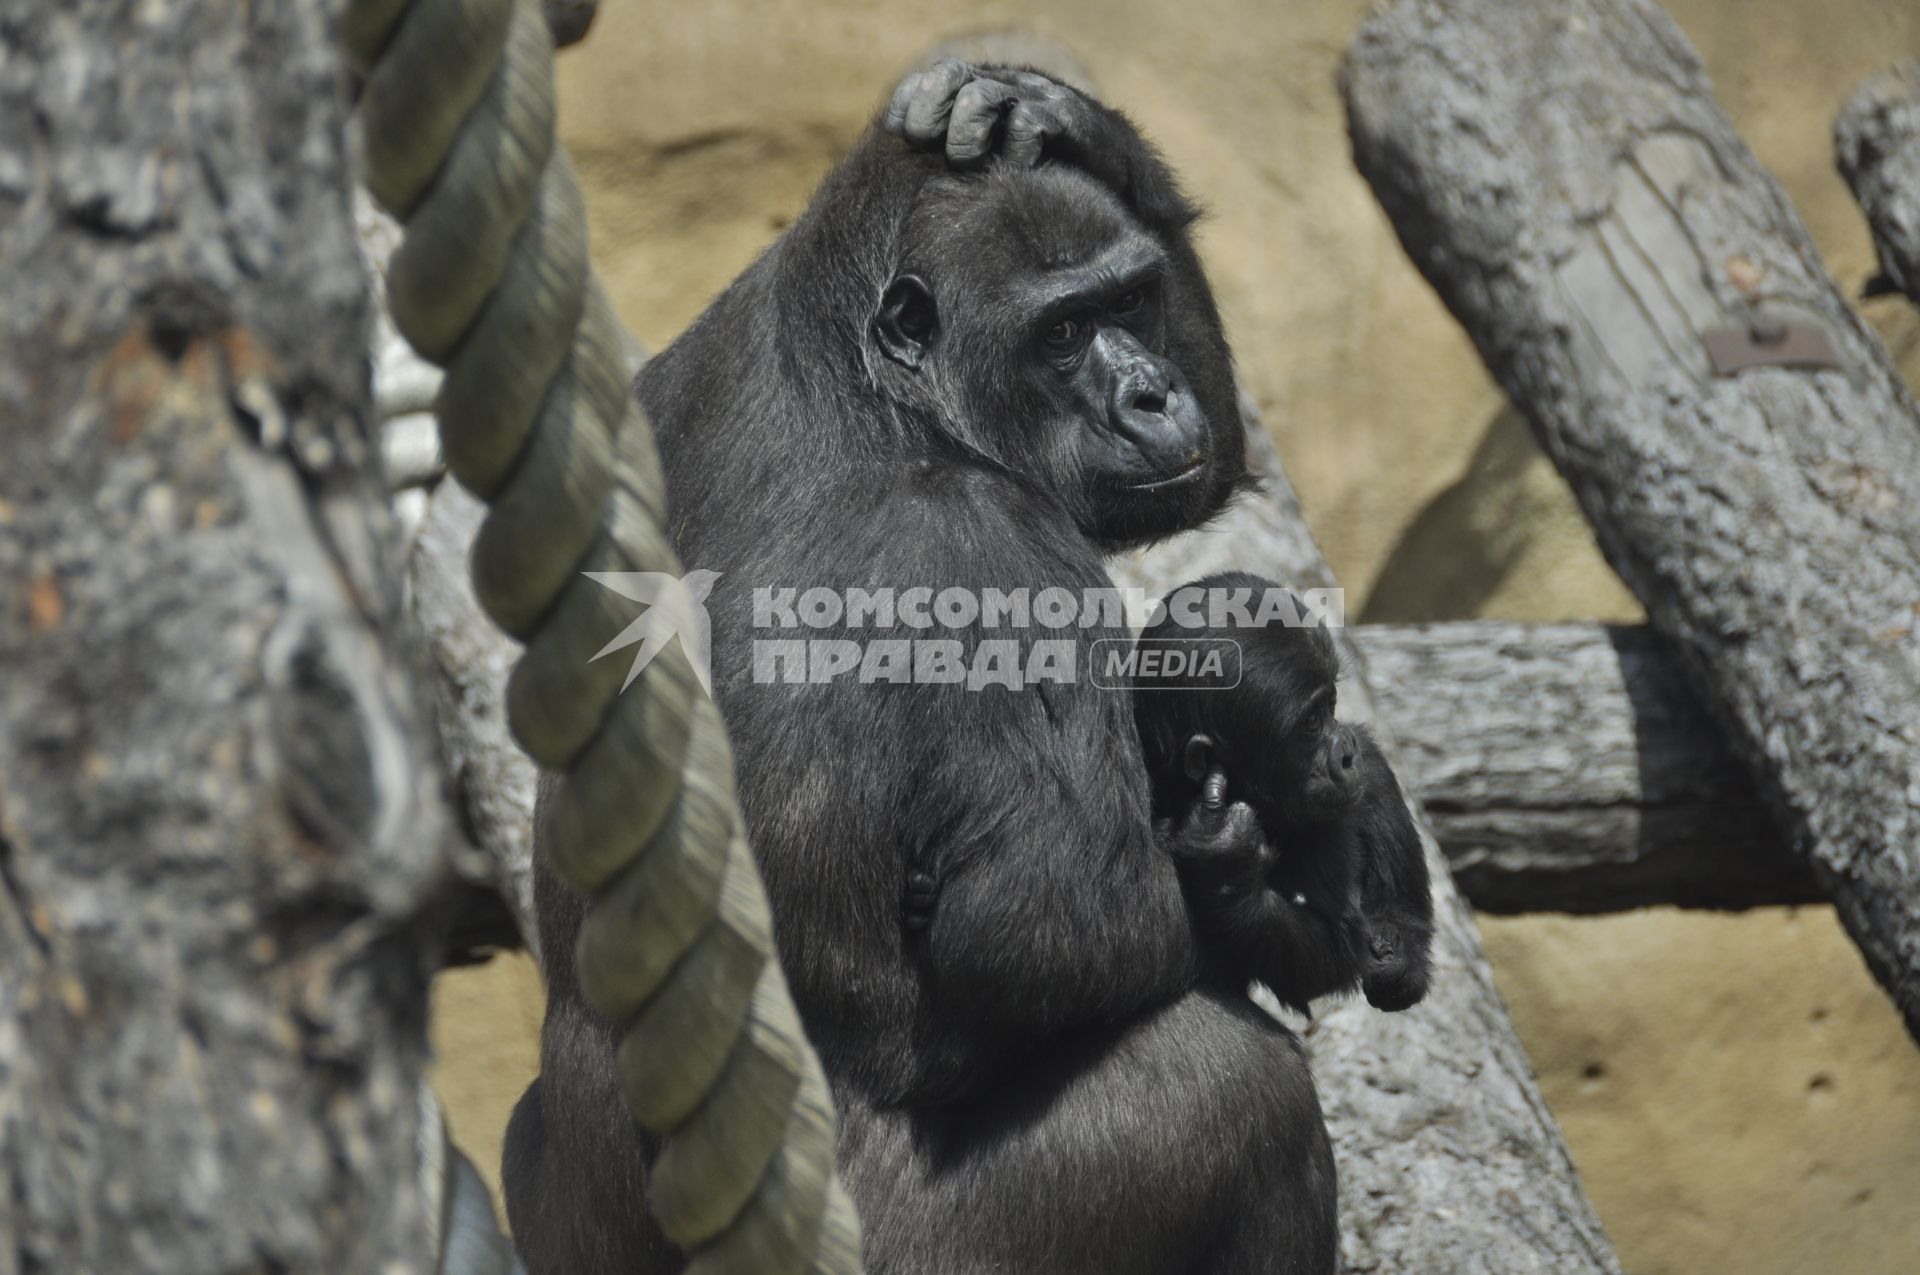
[428,3,1920,1271]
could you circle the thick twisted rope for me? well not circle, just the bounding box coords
[343,2,862,1269]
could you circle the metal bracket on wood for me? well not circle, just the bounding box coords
[1702,312,1844,376]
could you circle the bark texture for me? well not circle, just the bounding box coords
[1345,0,1920,1039]
[1115,419,1623,1274]
[357,192,539,958]
[1357,622,1812,913]
[1836,61,1920,301]
[0,1,457,1270]
[407,481,540,958]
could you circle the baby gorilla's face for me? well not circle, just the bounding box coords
[1189,628,1351,832]
[1268,689,1365,826]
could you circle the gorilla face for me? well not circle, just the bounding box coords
[872,165,1246,546]
[1248,630,1363,826]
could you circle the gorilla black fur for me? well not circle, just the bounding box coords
[1132,572,1435,1017]
[505,66,1348,1274]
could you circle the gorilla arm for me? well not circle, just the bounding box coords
[1160,769,1374,1015]
[1351,728,1434,1011]
[833,493,1221,1091]
[911,681,1201,1046]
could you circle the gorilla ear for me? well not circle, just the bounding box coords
[875,275,939,369]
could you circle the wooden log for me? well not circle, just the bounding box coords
[1344,0,1920,1041]
[0,0,457,1268]
[358,191,538,961]
[407,479,542,960]
[1356,622,1814,913]
[1836,62,1920,301]
[1114,416,1624,1274]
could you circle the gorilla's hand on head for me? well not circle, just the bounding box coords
[1162,767,1272,917]
[884,59,1124,184]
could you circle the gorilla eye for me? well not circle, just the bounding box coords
[1115,288,1145,313]
[1044,317,1082,350]
[898,298,935,339]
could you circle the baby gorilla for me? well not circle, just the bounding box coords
[1134,572,1434,1015]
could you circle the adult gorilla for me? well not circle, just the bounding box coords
[505,64,1336,1274]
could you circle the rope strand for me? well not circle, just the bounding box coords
[345,3,862,1268]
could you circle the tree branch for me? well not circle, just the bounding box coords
[1345,0,1920,1041]
[1356,622,1813,913]
[1836,61,1920,302]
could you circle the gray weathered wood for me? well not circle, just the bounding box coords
[407,480,542,959]
[357,192,539,958]
[1356,622,1813,913]
[1115,417,1623,1274]
[1836,62,1920,301]
[0,1,456,1269]
[1344,0,1920,1042]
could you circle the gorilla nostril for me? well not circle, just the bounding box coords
[1131,386,1168,415]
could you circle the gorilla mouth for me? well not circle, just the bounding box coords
[1129,460,1207,492]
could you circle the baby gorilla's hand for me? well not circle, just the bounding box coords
[1165,768,1272,908]
[883,60,1122,183]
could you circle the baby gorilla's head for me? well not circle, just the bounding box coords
[1134,573,1351,829]
[1134,572,1433,1013]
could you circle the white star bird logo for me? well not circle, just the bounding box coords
[583,569,722,697]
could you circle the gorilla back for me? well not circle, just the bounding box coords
[505,65,1338,1275]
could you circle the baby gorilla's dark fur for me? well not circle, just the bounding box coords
[1135,572,1435,1015]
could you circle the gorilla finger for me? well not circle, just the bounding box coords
[883,72,923,134]
[1002,99,1065,168]
[903,58,973,145]
[1184,799,1262,865]
[1008,69,1064,93]
[1222,800,1259,839]
[1006,72,1082,117]
[1202,767,1229,811]
[946,77,1017,166]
